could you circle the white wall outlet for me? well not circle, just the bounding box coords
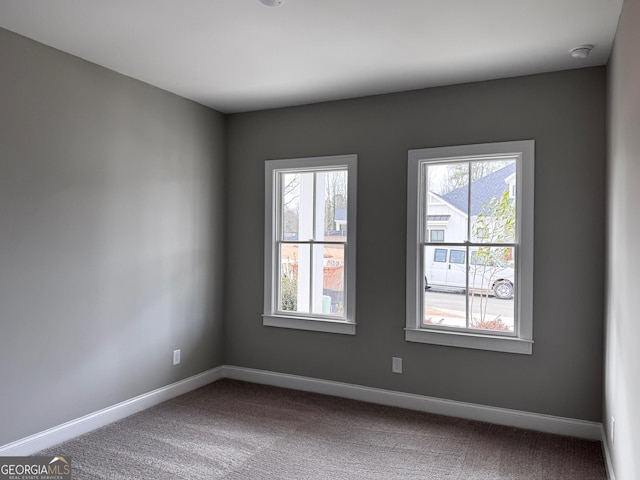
[173,349,181,365]
[392,357,402,374]
[611,416,615,444]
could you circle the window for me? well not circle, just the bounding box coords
[429,229,445,242]
[406,141,534,354]
[449,249,465,264]
[263,154,357,335]
[434,248,447,263]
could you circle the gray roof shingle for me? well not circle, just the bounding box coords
[439,163,515,215]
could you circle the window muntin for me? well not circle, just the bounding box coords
[406,141,534,354]
[264,155,357,334]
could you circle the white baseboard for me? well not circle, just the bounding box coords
[223,365,602,440]
[1,364,603,457]
[601,425,616,480]
[0,367,224,456]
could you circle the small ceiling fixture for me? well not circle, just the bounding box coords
[570,45,593,59]
[259,0,284,6]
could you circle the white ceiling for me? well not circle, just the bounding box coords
[0,0,623,113]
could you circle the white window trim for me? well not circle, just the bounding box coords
[406,140,534,354]
[263,154,357,335]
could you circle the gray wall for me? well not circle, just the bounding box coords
[226,67,606,421]
[0,28,227,446]
[0,22,610,449]
[605,0,640,477]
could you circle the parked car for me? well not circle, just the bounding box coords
[424,246,514,299]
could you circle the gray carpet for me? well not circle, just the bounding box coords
[39,379,606,479]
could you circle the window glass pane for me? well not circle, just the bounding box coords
[279,243,309,314]
[280,243,346,318]
[468,247,515,332]
[425,162,469,244]
[423,295,467,329]
[281,171,315,242]
[311,244,345,317]
[430,229,444,242]
[281,173,300,241]
[425,246,467,311]
[423,290,469,329]
[423,245,467,329]
[470,160,516,244]
[449,249,465,264]
[318,170,348,241]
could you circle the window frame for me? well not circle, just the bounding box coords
[263,154,357,335]
[406,141,534,354]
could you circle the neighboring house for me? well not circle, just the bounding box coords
[426,163,516,242]
[334,208,347,234]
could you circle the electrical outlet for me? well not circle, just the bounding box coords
[173,349,181,365]
[392,357,402,374]
[611,416,615,444]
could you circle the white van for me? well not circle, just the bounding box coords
[424,247,515,299]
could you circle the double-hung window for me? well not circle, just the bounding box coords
[264,154,357,335]
[406,141,534,354]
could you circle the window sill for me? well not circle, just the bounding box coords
[263,315,356,335]
[405,328,532,354]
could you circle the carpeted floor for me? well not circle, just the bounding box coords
[39,379,606,479]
